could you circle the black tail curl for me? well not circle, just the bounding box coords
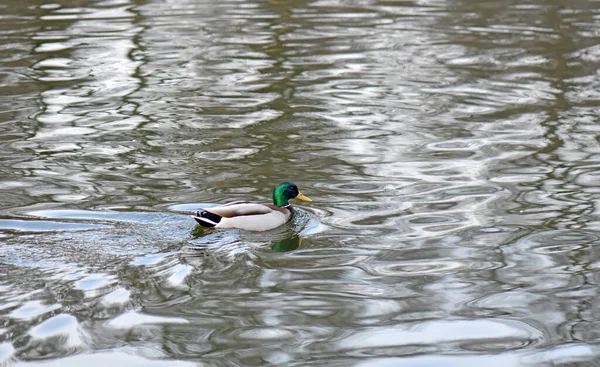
[193,210,222,227]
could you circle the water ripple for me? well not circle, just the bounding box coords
[2,0,600,365]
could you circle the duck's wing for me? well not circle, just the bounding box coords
[193,202,294,231]
[205,201,273,218]
[217,208,291,231]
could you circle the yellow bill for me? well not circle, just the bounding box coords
[296,192,312,202]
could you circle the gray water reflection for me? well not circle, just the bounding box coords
[2,0,600,365]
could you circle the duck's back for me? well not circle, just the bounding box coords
[208,201,272,217]
[201,201,292,231]
[217,210,290,231]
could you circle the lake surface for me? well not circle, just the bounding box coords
[2,0,600,365]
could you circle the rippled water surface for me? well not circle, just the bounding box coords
[2,0,600,365]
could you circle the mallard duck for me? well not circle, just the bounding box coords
[192,181,312,231]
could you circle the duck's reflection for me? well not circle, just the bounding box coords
[191,225,302,252]
[271,235,301,252]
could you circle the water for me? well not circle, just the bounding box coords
[2,0,600,365]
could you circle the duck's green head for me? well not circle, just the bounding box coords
[273,181,312,207]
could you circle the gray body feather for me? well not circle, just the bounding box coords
[197,201,293,232]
